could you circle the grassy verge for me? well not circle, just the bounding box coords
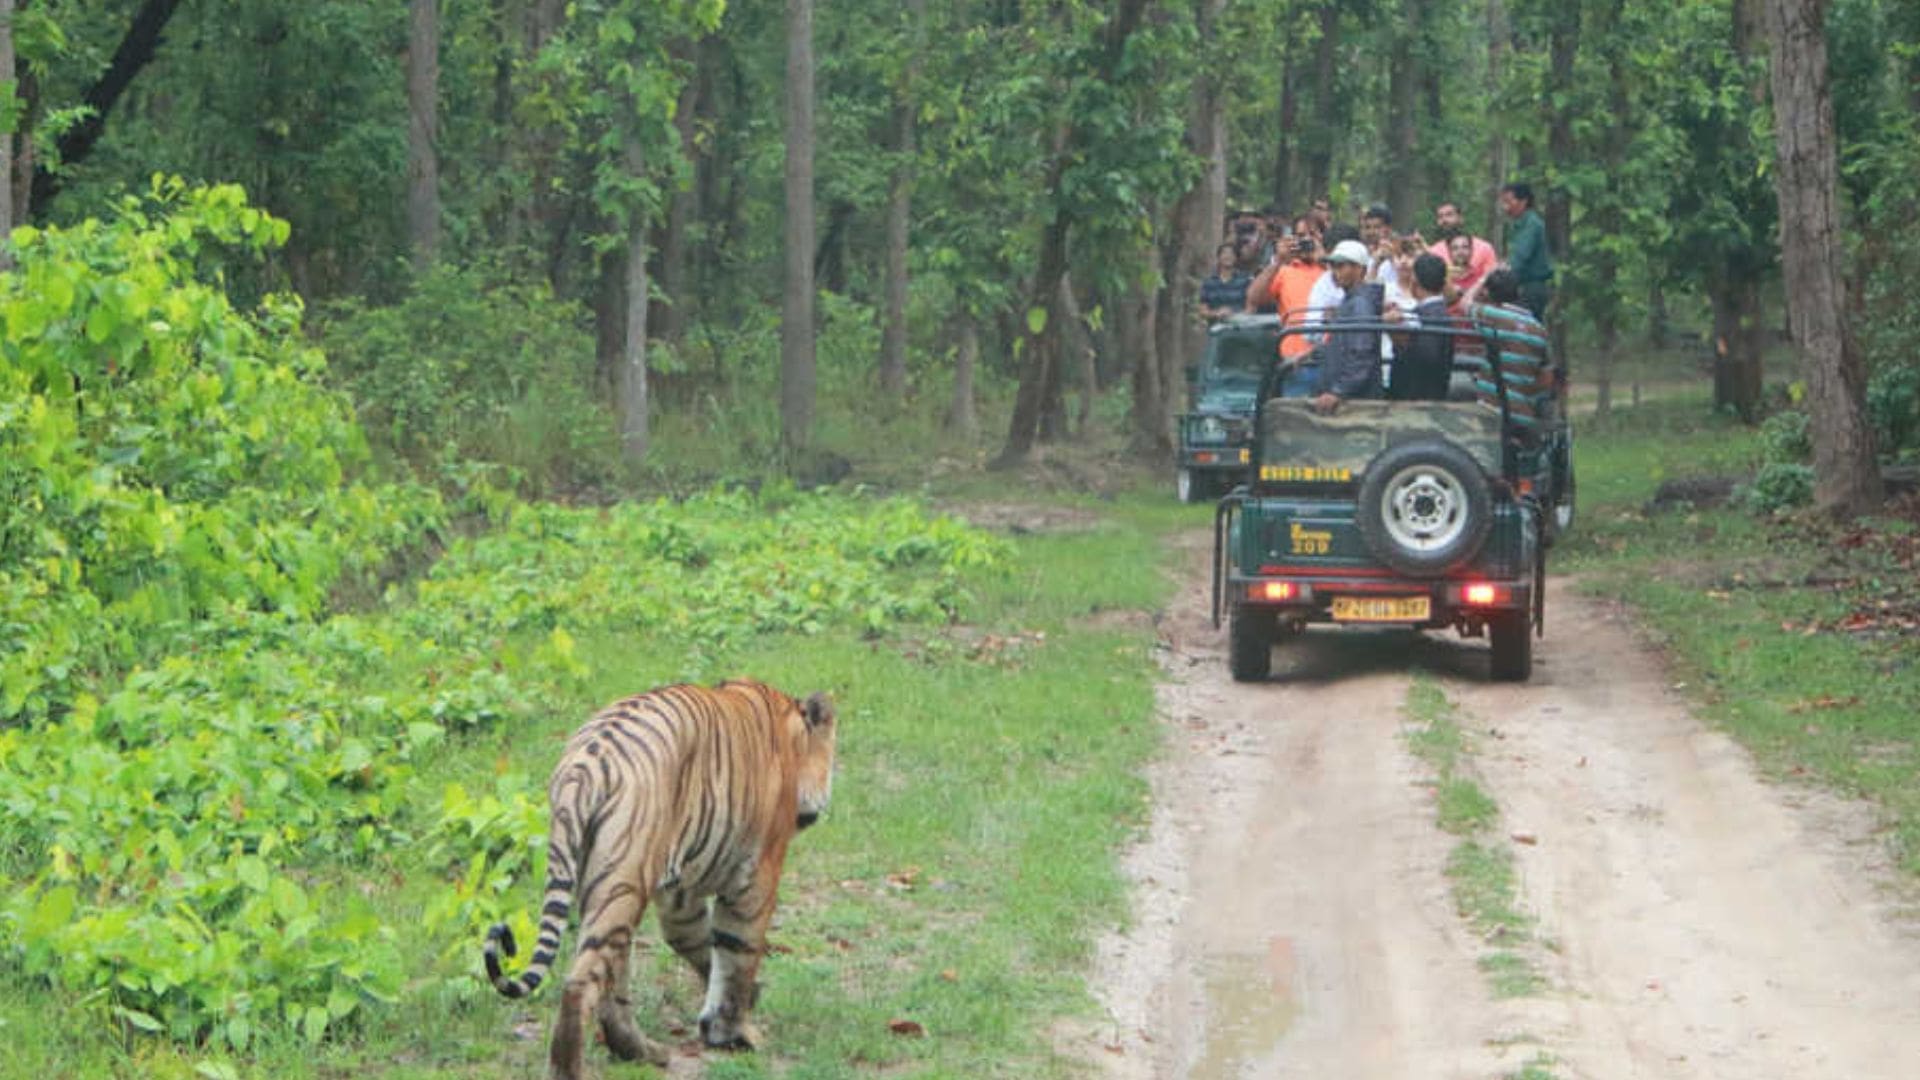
[1559,395,1920,876]
[0,487,1187,1079]
[1402,679,1549,1002]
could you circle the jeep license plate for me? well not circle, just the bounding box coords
[1331,596,1430,622]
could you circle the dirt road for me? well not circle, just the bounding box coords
[1083,537,1920,1079]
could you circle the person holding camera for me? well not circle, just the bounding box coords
[1245,217,1325,366]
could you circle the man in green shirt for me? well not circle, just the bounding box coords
[1499,182,1553,321]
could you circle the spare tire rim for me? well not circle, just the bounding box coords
[1381,465,1470,553]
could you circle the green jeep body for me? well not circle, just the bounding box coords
[1176,315,1282,502]
[1211,326,1571,683]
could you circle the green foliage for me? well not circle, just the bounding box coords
[1738,409,1815,513]
[1758,409,1812,465]
[0,461,1006,1052]
[1739,464,1815,514]
[318,264,622,494]
[0,179,443,726]
[1866,358,1920,459]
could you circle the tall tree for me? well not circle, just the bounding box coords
[1303,1,1340,201]
[1144,0,1227,456]
[616,129,650,460]
[1541,0,1578,365]
[406,0,441,270]
[781,0,817,456]
[877,0,926,399]
[1385,0,1423,227]
[30,0,183,214]
[997,0,1166,466]
[1764,0,1881,514]
[1484,0,1509,236]
[1,0,14,269]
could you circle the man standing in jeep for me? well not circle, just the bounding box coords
[1498,183,1553,321]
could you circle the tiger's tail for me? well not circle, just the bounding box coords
[483,874,574,999]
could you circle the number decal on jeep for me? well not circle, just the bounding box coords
[1261,465,1353,482]
[1289,522,1333,555]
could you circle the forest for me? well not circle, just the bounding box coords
[3,0,1920,1077]
[4,0,1917,507]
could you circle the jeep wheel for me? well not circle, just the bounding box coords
[1355,439,1494,578]
[1228,607,1274,682]
[1488,611,1533,682]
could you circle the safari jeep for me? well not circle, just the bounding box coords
[1176,314,1283,502]
[1210,322,1573,683]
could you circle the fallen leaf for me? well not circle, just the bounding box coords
[889,1019,927,1038]
[1510,831,1538,846]
[939,969,958,981]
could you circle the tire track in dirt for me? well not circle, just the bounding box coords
[1081,535,1920,1079]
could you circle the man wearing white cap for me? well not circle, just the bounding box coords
[1311,239,1385,414]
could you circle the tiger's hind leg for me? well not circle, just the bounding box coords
[551,884,657,1079]
[657,887,714,983]
[595,921,671,1068]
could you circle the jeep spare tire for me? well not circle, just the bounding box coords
[1355,438,1494,578]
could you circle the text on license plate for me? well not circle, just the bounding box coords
[1331,596,1431,622]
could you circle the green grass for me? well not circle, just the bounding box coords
[1402,677,1549,1002]
[1557,397,1920,875]
[0,488,1188,1078]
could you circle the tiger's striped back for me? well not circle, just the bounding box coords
[481,679,836,1078]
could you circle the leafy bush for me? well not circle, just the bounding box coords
[0,179,443,726]
[319,263,622,495]
[1739,462,1815,513]
[1757,408,1811,465]
[1866,360,1920,459]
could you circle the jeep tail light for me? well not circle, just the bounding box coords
[1252,581,1297,602]
[1463,583,1502,606]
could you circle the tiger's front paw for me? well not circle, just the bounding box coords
[698,1011,762,1051]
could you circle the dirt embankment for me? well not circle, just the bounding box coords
[1080,536,1920,1079]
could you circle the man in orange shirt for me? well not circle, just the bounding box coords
[1244,217,1325,364]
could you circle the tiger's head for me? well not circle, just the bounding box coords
[793,691,837,830]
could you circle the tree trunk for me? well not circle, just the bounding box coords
[1,0,14,269]
[526,0,567,287]
[1144,0,1227,455]
[406,0,440,272]
[1128,276,1167,456]
[1764,0,1882,514]
[1272,34,1299,213]
[1485,0,1509,237]
[878,0,925,398]
[998,210,1070,467]
[995,0,1151,467]
[1710,276,1764,423]
[652,42,702,346]
[1386,0,1421,228]
[945,315,979,438]
[1544,1,1579,368]
[1588,0,1631,421]
[1059,274,1096,434]
[30,0,183,214]
[780,0,817,457]
[1304,2,1340,202]
[1420,49,1449,206]
[617,133,650,461]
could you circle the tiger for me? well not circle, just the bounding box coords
[481,678,838,1080]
